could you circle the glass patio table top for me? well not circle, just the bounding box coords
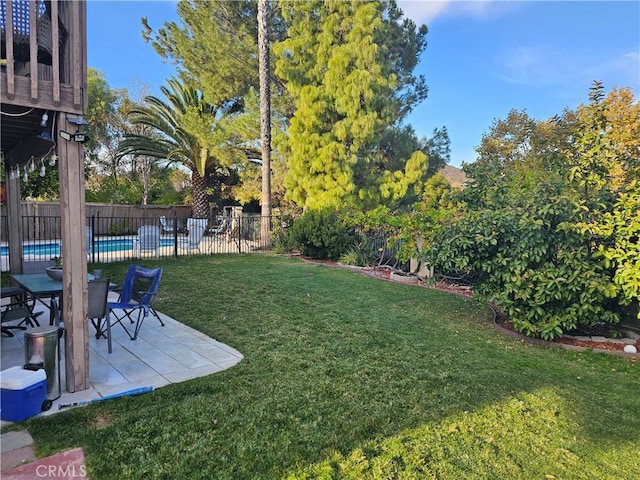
[10,273,115,295]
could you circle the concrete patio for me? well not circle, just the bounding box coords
[1,291,243,424]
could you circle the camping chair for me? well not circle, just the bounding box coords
[159,216,175,234]
[179,224,206,253]
[87,278,112,352]
[135,225,161,258]
[108,265,164,342]
[1,287,43,337]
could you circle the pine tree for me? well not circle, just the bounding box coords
[275,0,430,210]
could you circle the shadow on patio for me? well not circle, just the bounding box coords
[1,291,243,423]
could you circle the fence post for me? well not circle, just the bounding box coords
[90,215,96,263]
[173,211,178,259]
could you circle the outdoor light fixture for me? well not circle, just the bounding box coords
[59,115,90,143]
[49,153,57,167]
[73,132,90,143]
[66,115,89,126]
[38,111,53,140]
[59,130,90,143]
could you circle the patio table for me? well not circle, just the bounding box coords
[9,274,116,326]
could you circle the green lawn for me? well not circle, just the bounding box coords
[5,255,639,479]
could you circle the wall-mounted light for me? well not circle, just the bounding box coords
[60,130,90,143]
[73,132,90,143]
[60,114,91,144]
[66,115,89,126]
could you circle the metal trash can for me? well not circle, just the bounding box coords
[24,326,62,407]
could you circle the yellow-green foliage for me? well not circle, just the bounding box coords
[276,0,429,211]
[426,83,639,339]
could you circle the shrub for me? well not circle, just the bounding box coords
[339,237,379,267]
[271,223,295,254]
[289,209,356,260]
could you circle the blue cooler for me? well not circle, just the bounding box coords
[0,366,47,422]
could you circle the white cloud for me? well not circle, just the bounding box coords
[398,1,450,24]
[585,51,640,89]
[494,46,566,86]
[494,46,640,91]
[398,0,507,25]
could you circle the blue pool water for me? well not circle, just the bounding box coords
[0,238,175,256]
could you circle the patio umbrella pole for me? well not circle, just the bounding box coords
[57,386,154,410]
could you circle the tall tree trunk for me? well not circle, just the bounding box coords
[191,170,209,218]
[258,0,272,242]
[140,155,151,206]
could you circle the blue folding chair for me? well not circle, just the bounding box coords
[107,265,164,348]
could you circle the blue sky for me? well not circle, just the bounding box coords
[88,1,640,168]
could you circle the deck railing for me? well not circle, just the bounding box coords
[0,0,87,109]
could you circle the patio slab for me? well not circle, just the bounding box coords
[1,292,243,424]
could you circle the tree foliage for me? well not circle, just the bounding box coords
[118,78,258,217]
[425,83,639,339]
[142,0,259,106]
[275,0,435,211]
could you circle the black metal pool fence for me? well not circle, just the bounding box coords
[1,213,284,264]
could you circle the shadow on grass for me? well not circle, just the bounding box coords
[19,255,640,479]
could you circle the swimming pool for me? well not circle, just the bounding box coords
[0,238,176,257]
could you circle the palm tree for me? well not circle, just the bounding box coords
[118,77,254,217]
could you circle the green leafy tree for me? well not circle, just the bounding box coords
[118,78,258,217]
[142,0,258,107]
[426,83,639,339]
[275,0,432,211]
[85,68,126,170]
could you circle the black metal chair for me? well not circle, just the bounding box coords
[1,287,43,337]
[87,278,112,352]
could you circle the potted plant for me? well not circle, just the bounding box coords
[46,256,63,281]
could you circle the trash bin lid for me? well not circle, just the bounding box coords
[24,325,59,337]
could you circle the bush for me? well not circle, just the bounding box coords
[271,221,295,254]
[289,209,356,260]
[339,237,380,267]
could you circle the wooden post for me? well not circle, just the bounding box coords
[4,164,23,275]
[57,112,89,392]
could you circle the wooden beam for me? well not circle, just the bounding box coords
[51,0,61,103]
[29,0,38,101]
[0,75,83,113]
[57,112,89,392]
[5,0,15,97]
[71,1,82,108]
[4,165,23,276]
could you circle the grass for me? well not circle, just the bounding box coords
[3,254,639,479]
